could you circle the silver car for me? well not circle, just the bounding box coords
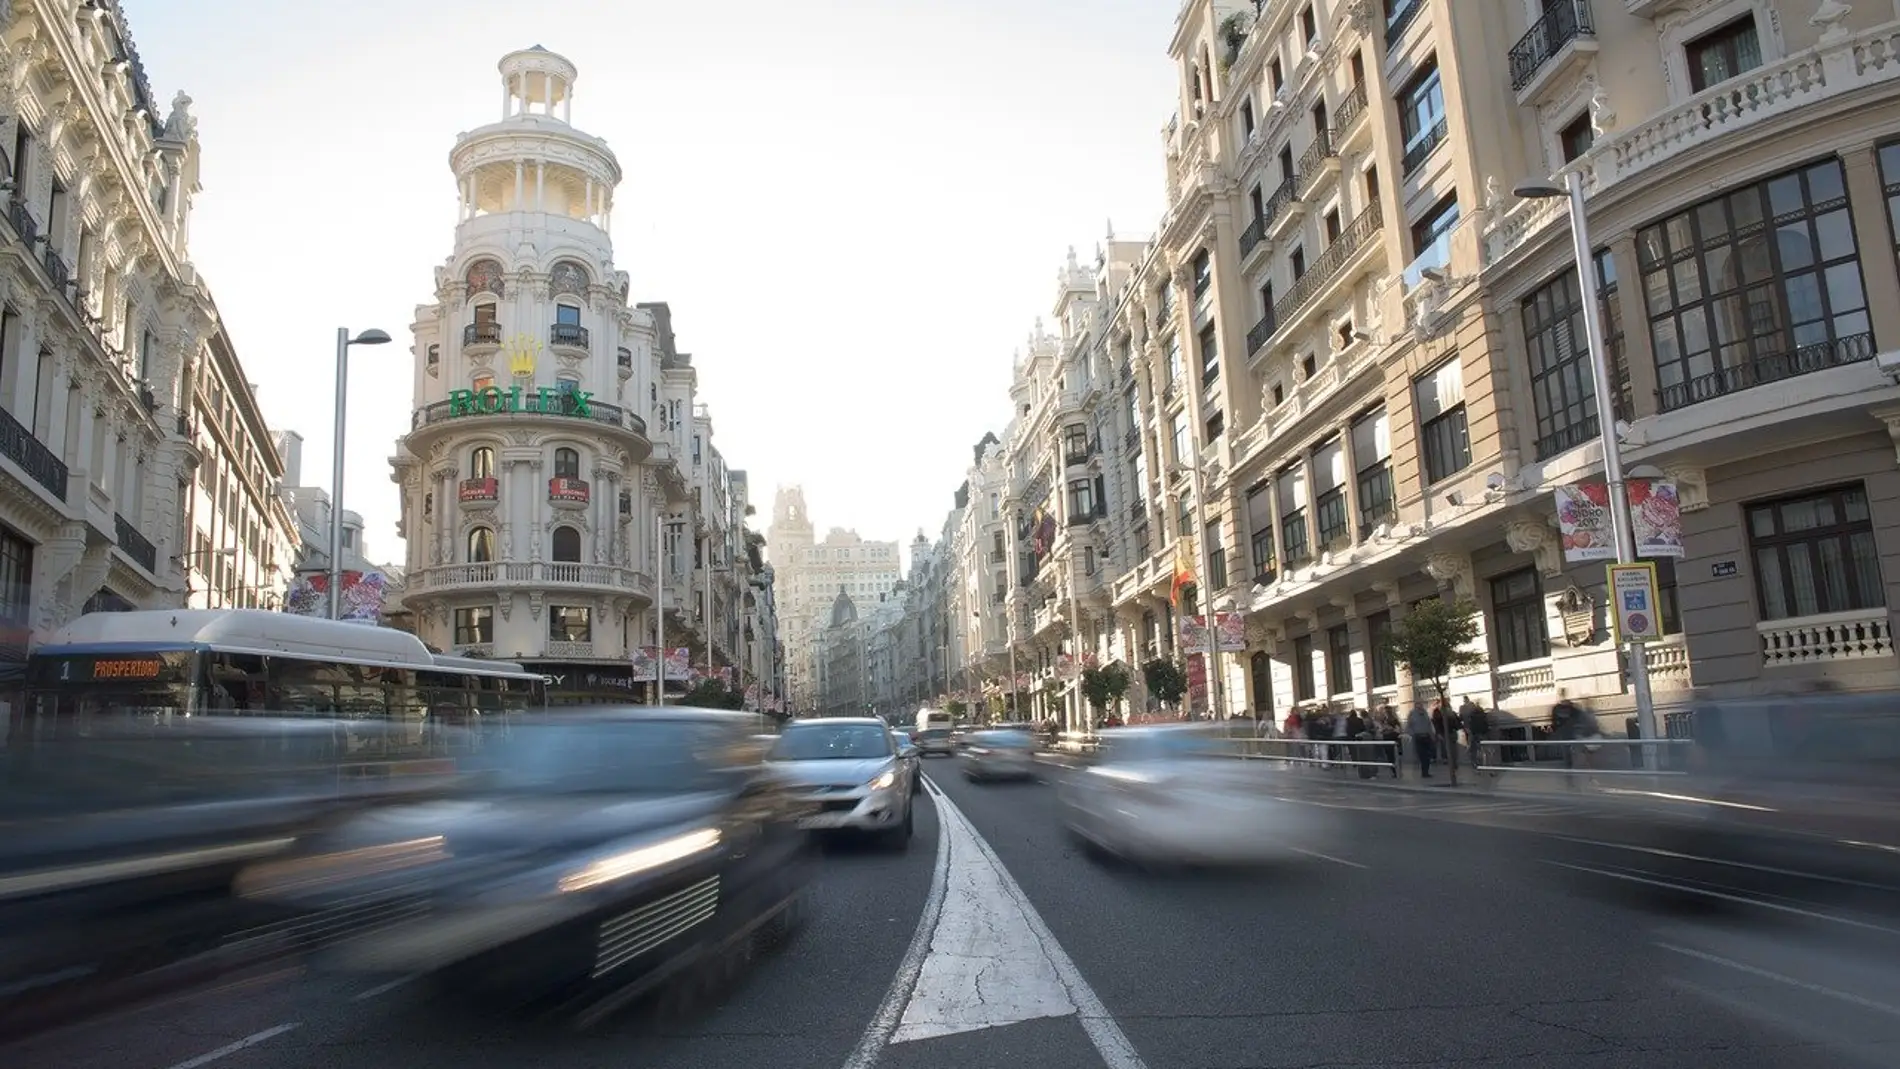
[960,728,1037,781]
[766,719,915,849]
[890,731,923,793]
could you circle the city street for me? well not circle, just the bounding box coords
[7,763,1898,1069]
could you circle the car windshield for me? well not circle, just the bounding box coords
[892,732,912,747]
[971,730,1032,749]
[771,723,892,760]
[474,720,744,794]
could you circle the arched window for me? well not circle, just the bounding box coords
[465,258,506,297]
[469,446,495,479]
[556,375,581,397]
[467,526,496,563]
[554,447,581,479]
[550,260,589,297]
[1249,651,1273,714]
[552,525,582,562]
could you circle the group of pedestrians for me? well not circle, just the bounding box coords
[1258,690,1612,783]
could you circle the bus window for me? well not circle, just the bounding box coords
[205,652,268,712]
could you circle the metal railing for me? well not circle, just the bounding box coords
[1272,201,1381,330]
[1509,1,1596,93]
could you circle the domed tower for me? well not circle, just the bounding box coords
[392,46,661,677]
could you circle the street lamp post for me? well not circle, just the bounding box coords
[328,327,392,620]
[1512,172,1659,750]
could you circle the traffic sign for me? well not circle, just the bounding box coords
[1608,563,1663,643]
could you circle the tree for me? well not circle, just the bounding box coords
[1141,659,1188,711]
[945,698,967,720]
[681,679,746,710]
[1383,596,1486,784]
[1079,662,1132,725]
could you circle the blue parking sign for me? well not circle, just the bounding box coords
[1622,590,1649,611]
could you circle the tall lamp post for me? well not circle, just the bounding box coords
[328,327,392,620]
[1512,173,1659,749]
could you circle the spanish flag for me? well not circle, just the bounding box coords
[1168,534,1196,606]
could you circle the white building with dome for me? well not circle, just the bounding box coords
[390,46,775,704]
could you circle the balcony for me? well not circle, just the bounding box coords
[463,321,502,350]
[0,402,68,501]
[1385,0,1424,49]
[548,476,590,507]
[1271,201,1381,331]
[1401,119,1447,177]
[411,561,655,600]
[5,198,38,246]
[1238,214,1266,261]
[1330,83,1371,151]
[412,395,649,443]
[1758,608,1893,667]
[113,513,158,573]
[1246,310,1278,359]
[1656,332,1875,413]
[1509,1,1598,106]
[42,245,70,295]
[1263,178,1303,242]
[458,476,499,506]
[1124,427,1139,453]
[1294,131,1338,197]
[549,322,590,353]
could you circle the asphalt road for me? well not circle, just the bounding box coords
[6,760,1898,1069]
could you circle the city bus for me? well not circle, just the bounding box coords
[12,610,548,754]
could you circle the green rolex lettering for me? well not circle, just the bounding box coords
[447,389,474,416]
[536,386,556,413]
[477,386,505,413]
[507,385,523,411]
[570,390,593,417]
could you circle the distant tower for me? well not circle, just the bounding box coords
[391,47,663,673]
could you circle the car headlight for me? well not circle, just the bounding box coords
[868,770,897,791]
[557,828,722,894]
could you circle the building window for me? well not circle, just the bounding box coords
[1205,518,1227,590]
[1246,481,1277,581]
[1873,142,1900,285]
[549,605,592,642]
[1277,464,1310,566]
[454,606,493,645]
[1397,59,1446,175]
[1653,556,1684,636]
[1204,409,1224,441]
[427,344,440,368]
[1413,359,1471,484]
[468,446,494,479]
[1164,335,1183,383]
[1352,408,1394,533]
[1198,322,1219,386]
[1686,16,1761,93]
[1521,253,1631,460]
[1191,248,1212,297]
[1067,478,1095,520]
[1559,112,1594,163]
[1064,423,1089,460]
[1326,624,1352,695]
[1366,610,1396,687]
[554,447,581,479]
[1293,634,1316,701]
[1177,493,1194,538]
[0,527,32,659]
[1170,411,1190,465]
[467,526,496,563]
[1249,651,1273,713]
[1639,159,1871,412]
[1311,437,1348,549]
[555,303,582,326]
[140,330,158,381]
[1490,568,1550,665]
[472,371,497,392]
[1747,484,1884,621]
[552,525,582,562]
[1406,195,1458,284]
[1299,3,1318,45]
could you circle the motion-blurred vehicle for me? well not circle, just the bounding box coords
[890,731,922,793]
[1541,693,1900,914]
[0,716,460,1039]
[960,728,1037,782]
[234,709,815,1015]
[766,718,915,848]
[1058,724,1340,867]
[913,727,958,758]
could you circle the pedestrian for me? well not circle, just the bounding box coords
[1378,703,1401,778]
[1461,696,1490,769]
[1406,700,1434,778]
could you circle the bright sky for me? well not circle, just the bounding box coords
[133,0,1179,567]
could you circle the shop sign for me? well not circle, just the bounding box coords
[549,477,590,504]
[447,385,594,418]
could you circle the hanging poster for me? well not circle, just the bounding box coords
[1628,479,1684,558]
[1555,484,1615,563]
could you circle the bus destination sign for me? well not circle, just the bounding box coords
[90,658,166,680]
[30,654,184,685]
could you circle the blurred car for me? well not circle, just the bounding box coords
[890,731,922,793]
[234,709,816,1009]
[913,727,958,758]
[766,718,916,848]
[1540,692,1900,913]
[0,716,460,1039]
[960,728,1037,782]
[1057,724,1340,867]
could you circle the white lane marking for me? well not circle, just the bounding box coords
[889,785,1080,1044]
[1288,846,1369,870]
[923,784,1148,1068]
[1542,860,1900,936]
[351,974,416,1001]
[839,779,953,1069]
[1656,942,1900,1020]
[162,1024,301,1069]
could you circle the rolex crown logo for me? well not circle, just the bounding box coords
[506,334,540,377]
